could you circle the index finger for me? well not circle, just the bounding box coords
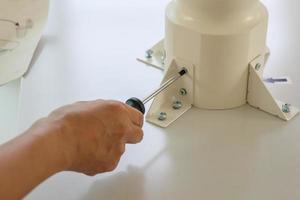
[124,104,144,127]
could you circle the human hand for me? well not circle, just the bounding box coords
[42,100,144,176]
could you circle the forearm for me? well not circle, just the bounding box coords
[0,119,67,200]
[0,100,144,199]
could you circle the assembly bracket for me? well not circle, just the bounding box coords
[137,39,165,71]
[247,51,299,121]
[146,59,194,127]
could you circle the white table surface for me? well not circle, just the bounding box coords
[0,79,20,143]
[8,0,300,199]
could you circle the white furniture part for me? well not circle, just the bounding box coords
[0,0,49,86]
[139,0,299,127]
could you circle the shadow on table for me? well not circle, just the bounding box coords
[81,166,145,200]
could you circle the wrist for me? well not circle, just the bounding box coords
[26,118,73,173]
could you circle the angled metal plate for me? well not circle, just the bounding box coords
[137,39,165,71]
[146,59,194,127]
[247,53,299,121]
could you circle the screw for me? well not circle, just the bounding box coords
[173,101,183,110]
[158,112,167,121]
[282,103,291,113]
[179,88,187,96]
[145,49,154,59]
[255,63,261,71]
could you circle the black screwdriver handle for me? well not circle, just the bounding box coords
[126,97,146,114]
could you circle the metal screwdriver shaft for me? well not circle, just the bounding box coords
[126,68,188,114]
[142,68,187,104]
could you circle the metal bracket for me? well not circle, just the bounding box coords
[137,39,165,71]
[247,51,299,121]
[146,59,194,127]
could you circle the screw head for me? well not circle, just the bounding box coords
[255,63,261,71]
[179,88,187,96]
[173,101,183,110]
[282,103,291,113]
[158,112,167,121]
[145,49,154,59]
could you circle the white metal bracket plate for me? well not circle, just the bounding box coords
[137,39,165,71]
[146,59,194,127]
[247,52,299,121]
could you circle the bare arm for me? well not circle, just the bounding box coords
[0,100,144,200]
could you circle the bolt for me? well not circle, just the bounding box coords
[158,112,167,121]
[255,63,261,71]
[179,88,187,96]
[145,49,154,59]
[173,101,183,110]
[282,103,291,113]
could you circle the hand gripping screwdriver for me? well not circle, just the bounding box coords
[126,68,188,114]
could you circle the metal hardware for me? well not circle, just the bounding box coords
[158,112,167,121]
[173,101,183,110]
[255,63,261,71]
[145,49,154,59]
[179,88,187,96]
[282,104,291,113]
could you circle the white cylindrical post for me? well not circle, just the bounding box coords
[177,0,259,15]
[165,0,268,109]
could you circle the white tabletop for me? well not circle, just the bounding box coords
[0,79,20,143]
[12,0,300,199]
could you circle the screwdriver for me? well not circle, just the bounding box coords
[126,68,188,114]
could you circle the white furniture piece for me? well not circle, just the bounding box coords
[1,0,300,199]
[0,0,49,85]
[140,0,298,127]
